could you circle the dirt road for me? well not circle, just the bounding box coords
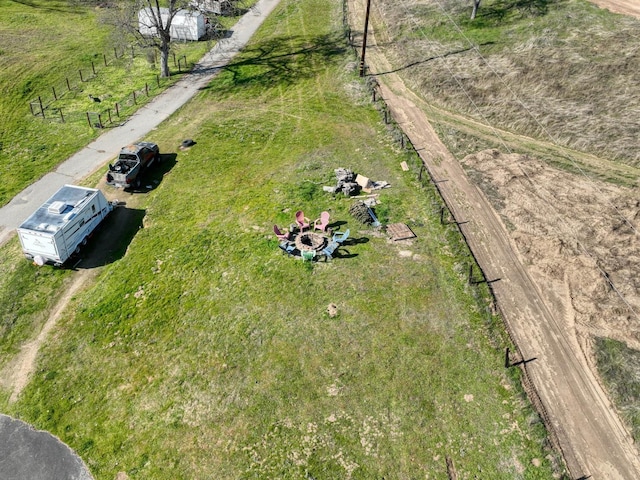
[589,0,640,17]
[347,0,640,478]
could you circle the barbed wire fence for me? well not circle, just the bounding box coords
[28,45,190,129]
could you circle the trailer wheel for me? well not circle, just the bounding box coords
[81,237,88,246]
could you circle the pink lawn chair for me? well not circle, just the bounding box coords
[273,224,291,241]
[313,211,330,232]
[295,210,311,232]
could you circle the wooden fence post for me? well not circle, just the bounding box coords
[86,112,92,128]
[79,69,84,82]
[132,91,137,105]
[91,61,96,75]
[66,77,71,91]
[38,97,44,118]
[59,108,64,123]
[52,86,57,101]
[505,347,510,368]
[115,103,120,117]
[103,53,108,67]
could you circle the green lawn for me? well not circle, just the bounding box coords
[1,0,563,478]
[0,0,234,206]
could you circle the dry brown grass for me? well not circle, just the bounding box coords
[372,0,640,166]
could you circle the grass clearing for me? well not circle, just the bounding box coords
[0,0,564,478]
[0,0,244,206]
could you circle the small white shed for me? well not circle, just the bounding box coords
[138,8,206,41]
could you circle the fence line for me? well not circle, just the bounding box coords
[342,0,568,472]
[27,45,191,129]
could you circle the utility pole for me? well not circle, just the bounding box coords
[359,0,372,77]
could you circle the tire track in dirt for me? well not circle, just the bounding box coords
[3,269,93,403]
[347,0,640,477]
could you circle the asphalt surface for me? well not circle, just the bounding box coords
[0,2,281,479]
[0,414,92,480]
[0,0,281,248]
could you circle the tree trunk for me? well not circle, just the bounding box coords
[471,0,481,19]
[160,44,170,77]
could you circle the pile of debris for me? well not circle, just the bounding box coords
[324,168,390,197]
[349,201,381,227]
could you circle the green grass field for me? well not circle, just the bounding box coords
[0,0,233,206]
[0,0,563,478]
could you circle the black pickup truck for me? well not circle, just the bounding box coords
[106,141,160,189]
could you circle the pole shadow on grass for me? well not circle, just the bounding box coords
[71,205,146,269]
[371,43,494,76]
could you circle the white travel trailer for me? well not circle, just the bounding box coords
[17,185,114,267]
[138,8,207,41]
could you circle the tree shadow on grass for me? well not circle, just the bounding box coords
[9,0,84,14]
[203,33,347,95]
[473,0,551,25]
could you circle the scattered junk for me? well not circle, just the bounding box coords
[324,168,390,197]
[17,185,116,267]
[386,223,416,241]
[327,303,338,317]
[138,8,208,41]
[274,211,349,261]
[106,141,160,190]
[349,201,381,227]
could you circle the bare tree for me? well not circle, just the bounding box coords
[106,0,246,77]
[470,0,481,20]
[111,0,212,77]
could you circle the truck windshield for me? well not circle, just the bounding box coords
[119,154,138,161]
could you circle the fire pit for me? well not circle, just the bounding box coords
[295,231,327,252]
